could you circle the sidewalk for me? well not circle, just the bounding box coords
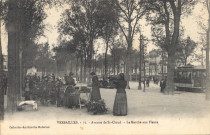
[3,81,210,120]
[2,82,210,135]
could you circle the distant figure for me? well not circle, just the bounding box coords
[146,78,150,87]
[3,74,7,95]
[64,74,68,84]
[24,81,31,100]
[160,79,166,93]
[153,76,155,84]
[113,73,127,116]
[90,72,101,101]
[52,74,55,82]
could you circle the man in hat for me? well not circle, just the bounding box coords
[90,72,101,101]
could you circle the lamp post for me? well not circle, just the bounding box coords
[138,34,142,90]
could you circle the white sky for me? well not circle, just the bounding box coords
[1,2,208,56]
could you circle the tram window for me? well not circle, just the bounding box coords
[178,72,182,78]
[183,71,187,79]
[188,72,191,79]
[202,72,206,78]
[197,71,200,77]
[193,72,196,78]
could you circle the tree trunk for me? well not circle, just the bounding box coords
[80,57,83,83]
[0,17,4,120]
[113,54,116,75]
[138,35,142,90]
[70,60,73,73]
[126,44,131,89]
[83,57,87,83]
[105,41,108,77]
[76,56,78,82]
[7,0,19,112]
[164,0,181,95]
[155,56,157,76]
[87,39,93,85]
[206,17,210,100]
[15,21,20,101]
[165,53,175,95]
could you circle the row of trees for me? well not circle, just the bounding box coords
[55,0,199,92]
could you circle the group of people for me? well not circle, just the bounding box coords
[24,73,83,108]
[23,72,128,116]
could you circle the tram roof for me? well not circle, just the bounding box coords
[176,65,206,71]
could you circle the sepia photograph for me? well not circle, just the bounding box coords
[0,0,210,134]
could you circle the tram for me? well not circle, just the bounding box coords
[174,65,206,91]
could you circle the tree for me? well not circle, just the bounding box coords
[35,42,55,75]
[145,0,197,94]
[7,0,19,112]
[0,16,3,120]
[97,0,119,77]
[58,0,103,83]
[176,37,197,66]
[115,0,146,88]
[53,37,80,77]
[110,46,127,75]
[58,0,120,82]
[148,49,161,76]
[202,0,210,100]
[197,0,210,100]
[0,0,4,120]
[5,0,48,112]
[110,38,127,74]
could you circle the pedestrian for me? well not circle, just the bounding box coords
[2,74,7,95]
[64,74,68,85]
[41,78,49,105]
[153,76,155,84]
[55,78,62,107]
[146,78,150,87]
[113,73,127,116]
[24,81,30,100]
[90,72,101,101]
[160,78,166,93]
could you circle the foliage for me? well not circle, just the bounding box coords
[86,99,108,114]
[145,0,197,52]
[97,0,119,76]
[176,37,197,66]
[4,0,47,70]
[144,0,197,94]
[58,0,102,69]
[35,42,55,73]
[115,0,147,87]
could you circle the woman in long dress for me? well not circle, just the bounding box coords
[90,72,101,101]
[113,73,127,116]
[64,72,79,108]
